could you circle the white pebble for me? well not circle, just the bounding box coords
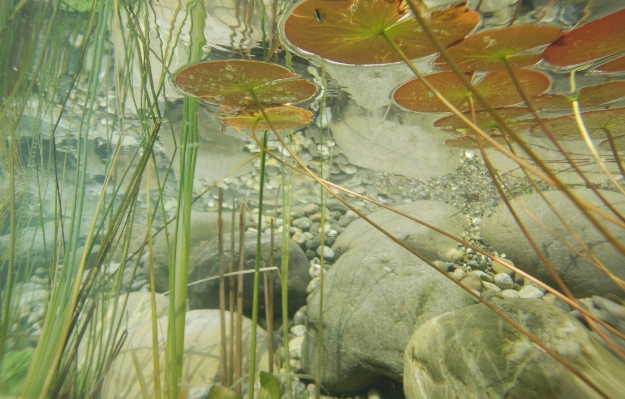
[494,273,514,290]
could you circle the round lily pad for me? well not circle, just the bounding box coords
[435,25,563,72]
[393,69,550,113]
[281,0,478,65]
[529,81,625,111]
[530,108,625,140]
[220,105,312,130]
[435,107,534,134]
[544,8,625,67]
[594,56,625,73]
[172,60,317,109]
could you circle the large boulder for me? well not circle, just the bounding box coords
[481,189,625,297]
[148,212,233,292]
[333,201,465,263]
[188,232,310,317]
[331,101,460,180]
[101,309,270,399]
[301,237,477,393]
[404,299,625,399]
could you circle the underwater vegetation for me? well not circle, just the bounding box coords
[1,0,625,398]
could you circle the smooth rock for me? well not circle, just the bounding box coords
[500,289,520,299]
[451,268,466,280]
[460,275,483,292]
[494,273,514,290]
[187,232,309,316]
[302,238,477,393]
[482,189,625,296]
[101,310,270,399]
[316,245,335,261]
[333,201,465,263]
[491,256,514,275]
[519,285,544,299]
[404,299,625,399]
[482,281,501,292]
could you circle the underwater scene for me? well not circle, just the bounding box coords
[2,0,625,398]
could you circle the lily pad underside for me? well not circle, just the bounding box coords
[393,69,550,113]
[435,25,562,72]
[529,80,625,111]
[220,105,312,130]
[435,107,534,135]
[595,56,625,73]
[282,0,478,65]
[544,8,625,67]
[173,60,317,109]
[530,108,625,140]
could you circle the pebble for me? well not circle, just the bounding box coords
[494,273,514,290]
[292,217,313,230]
[460,275,483,292]
[294,307,306,325]
[289,336,304,359]
[290,324,307,337]
[316,246,335,261]
[482,290,499,301]
[492,257,514,275]
[500,289,520,299]
[451,268,466,280]
[304,203,320,215]
[292,230,306,245]
[367,388,382,399]
[482,281,501,292]
[519,285,544,299]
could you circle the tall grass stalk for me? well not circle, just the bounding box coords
[248,130,269,397]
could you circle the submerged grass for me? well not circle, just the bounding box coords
[1,0,625,398]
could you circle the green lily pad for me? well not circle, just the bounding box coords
[529,81,625,111]
[220,105,312,130]
[544,8,625,67]
[282,0,478,65]
[435,25,562,72]
[173,60,317,109]
[393,69,550,113]
[435,107,534,134]
[594,55,625,73]
[529,108,625,140]
[444,135,508,149]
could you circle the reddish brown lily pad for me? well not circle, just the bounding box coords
[220,105,312,130]
[529,81,625,111]
[435,25,562,72]
[392,69,550,113]
[594,56,625,73]
[530,108,625,140]
[435,107,534,134]
[173,60,317,109]
[544,8,625,67]
[282,0,478,65]
[444,134,508,149]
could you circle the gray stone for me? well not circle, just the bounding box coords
[331,100,459,180]
[494,273,514,290]
[500,289,520,299]
[302,238,477,393]
[148,212,233,292]
[451,268,466,280]
[482,281,501,292]
[482,189,625,297]
[292,217,313,230]
[101,310,270,399]
[404,299,625,399]
[316,245,335,261]
[491,256,514,275]
[187,232,310,316]
[519,285,544,299]
[333,201,466,263]
[460,275,483,292]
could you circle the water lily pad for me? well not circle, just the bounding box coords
[393,69,550,113]
[282,0,478,65]
[435,25,562,72]
[220,105,312,130]
[435,107,534,134]
[594,56,625,73]
[530,81,625,111]
[444,135,507,149]
[173,60,317,109]
[544,8,625,67]
[530,108,625,140]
